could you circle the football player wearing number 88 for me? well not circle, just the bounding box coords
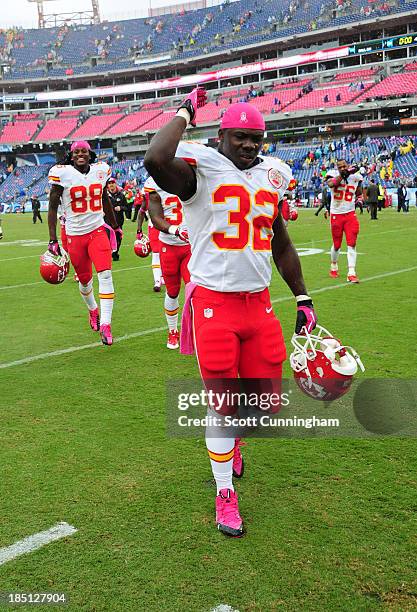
[326,159,363,283]
[47,141,120,345]
[145,92,317,538]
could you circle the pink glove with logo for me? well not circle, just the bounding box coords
[169,225,189,243]
[295,299,317,334]
[48,240,61,256]
[177,87,207,127]
[175,226,189,243]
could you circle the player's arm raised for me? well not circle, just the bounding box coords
[144,87,207,200]
[326,173,343,189]
[102,187,118,229]
[48,184,63,243]
[272,213,317,334]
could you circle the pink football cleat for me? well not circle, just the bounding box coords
[232,438,245,478]
[216,489,244,537]
[329,269,339,278]
[167,330,180,350]
[347,274,360,284]
[89,308,100,332]
[100,324,113,346]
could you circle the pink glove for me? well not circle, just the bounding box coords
[295,300,317,334]
[175,226,189,243]
[48,240,61,256]
[115,227,123,239]
[136,231,143,240]
[347,165,359,175]
[177,87,207,127]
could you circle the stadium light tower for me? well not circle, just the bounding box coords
[27,0,101,28]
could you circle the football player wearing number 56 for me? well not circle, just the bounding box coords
[47,141,120,345]
[145,90,317,538]
[326,160,363,283]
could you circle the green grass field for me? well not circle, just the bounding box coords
[0,209,416,611]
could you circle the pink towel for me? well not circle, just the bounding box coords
[103,223,117,252]
[180,282,197,355]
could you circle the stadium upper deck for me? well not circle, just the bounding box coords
[0,0,416,81]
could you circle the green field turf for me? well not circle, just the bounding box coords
[0,209,416,611]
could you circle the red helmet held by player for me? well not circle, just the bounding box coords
[134,235,151,257]
[39,250,70,284]
[290,324,364,401]
[289,208,298,221]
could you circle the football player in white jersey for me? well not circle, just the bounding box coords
[136,189,163,291]
[145,90,317,538]
[145,176,191,350]
[47,141,120,345]
[326,160,362,283]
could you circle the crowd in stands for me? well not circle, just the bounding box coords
[269,134,417,202]
[0,0,410,79]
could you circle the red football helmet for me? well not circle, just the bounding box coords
[289,208,298,221]
[134,235,151,257]
[39,250,70,284]
[290,324,364,401]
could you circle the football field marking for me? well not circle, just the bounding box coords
[0,326,166,370]
[0,263,151,291]
[211,606,240,612]
[271,265,417,305]
[0,225,412,263]
[0,265,416,371]
[295,225,412,247]
[0,254,40,262]
[0,522,77,566]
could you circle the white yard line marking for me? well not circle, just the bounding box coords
[272,266,417,305]
[211,606,240,612]
[0,280,44,291]
[0,264,150,291]
[0,265,416,371]
[0,240,44,248]
[295,226,413,247]
[0,522,77,566]
[0,255,40,262]
[0,327,166,370]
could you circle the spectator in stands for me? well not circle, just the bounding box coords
[31,195,42,224]
[323,94,329,103]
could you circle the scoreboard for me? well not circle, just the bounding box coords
[348,33,417,55]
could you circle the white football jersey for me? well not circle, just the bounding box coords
[139,187,154,229]
[327,169,362,214]
[144,176,187,246]
[175,142,293,292]
[48,162,111,235]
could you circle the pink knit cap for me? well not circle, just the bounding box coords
[71,140,91,151]
[220,103,265,131]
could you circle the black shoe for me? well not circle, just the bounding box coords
[112,252,120,261]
